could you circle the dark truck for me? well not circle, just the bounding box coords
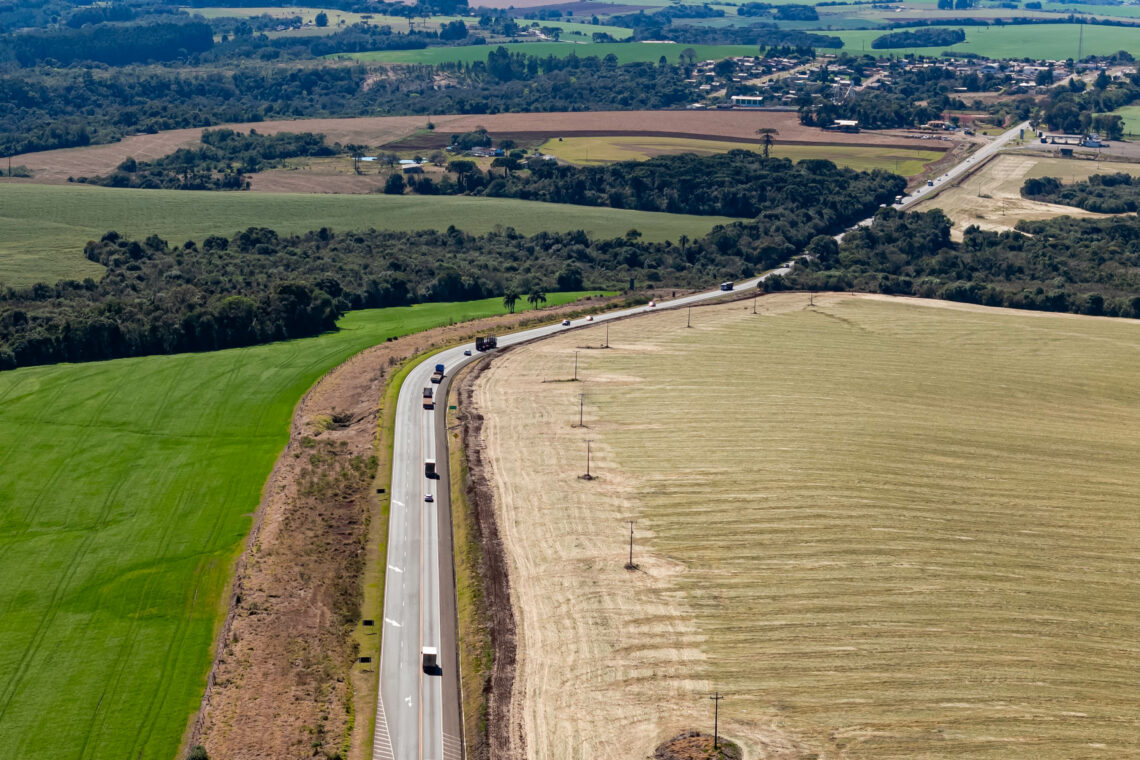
[475,335,498,351]
[422,387,434,410]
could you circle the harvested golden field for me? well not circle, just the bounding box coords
[472,293,1140,759]
[917,153,1140,239]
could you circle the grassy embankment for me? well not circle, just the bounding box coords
[0,183,732,288]
[477,294,1140,757]
[0,291,596,760]
[541,135,943,174]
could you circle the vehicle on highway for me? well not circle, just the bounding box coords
[425,494,434,503]
[424,459,436,478]
[720,281,734,292]
[422,387,434,410]
[421,646,438,671]
[430,363,445,383]
[463,349,472,356]
[648,300,656,307]
[927,180,934,186]
[586,315,594,322]
[561,319,571,326]
[475,335,497,351]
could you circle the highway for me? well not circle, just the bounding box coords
[372,119,1029,760]
[372,273,789,760]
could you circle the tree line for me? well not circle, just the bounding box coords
[75,129,338,190]
[400,151,906,224]
[1023,173,1140,214]
[765,208,1140,318]
[0,221,789,371]
[7,20,214,66]
[1,52,695,156]
[872,27,965,49]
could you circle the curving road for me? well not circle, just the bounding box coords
[372,118,1030,760]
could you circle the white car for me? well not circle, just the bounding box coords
[648,300,656,307]
[585,315,594,322]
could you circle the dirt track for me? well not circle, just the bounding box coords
[13,111,951,185]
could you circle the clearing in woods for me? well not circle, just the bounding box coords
[540,135,944,174]
[472,293,1140,759]
[0,183,732,287]
[914,153,1140,239]
[0,292,594,760]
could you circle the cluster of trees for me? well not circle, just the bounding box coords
[1038,69,1140,135]
[766,208,1140,318]
[0,222,786,371]
[75,129,337,190]
[871,27,966,49]
[604,4,838,47]
[1023,173,1140,213]
[1,52,696,156]
[7,21,213,66]
[404,151,905,224]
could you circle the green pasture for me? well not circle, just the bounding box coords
[829,23,1140,59]
[0,290,599,760]
[0,183,732,287]
[1111,105,1140,137]
[335,41,761,65]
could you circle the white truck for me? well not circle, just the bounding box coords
[421,646,438,670]
[424,459,436,478]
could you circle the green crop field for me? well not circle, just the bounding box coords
[0,184,733,287]
[828,23,1140,59]
[478,293,1140,757]
[0,291,599,760]
[541,135,943,174]
[336,41,762,65]
[1111,105,1140,136]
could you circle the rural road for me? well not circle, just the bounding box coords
[373,119,1029,760]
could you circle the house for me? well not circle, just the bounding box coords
[731,95,765,108]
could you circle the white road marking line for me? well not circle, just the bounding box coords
[388,564,403,573]
[384,617,402,628]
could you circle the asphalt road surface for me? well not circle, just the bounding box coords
[373,120,1030,760]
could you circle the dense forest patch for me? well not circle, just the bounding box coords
[767,208,1140,318]
[0,221,781,370]
[1022,173,1140,214]
[872,27,965,50]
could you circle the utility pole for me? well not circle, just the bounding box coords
[573,350,579,381]
[752,295,757,315]
[687,306,692,328]
[575,392,585,428]
[605,323,610,348]
[625,520,635,570]
[809,291,814,307]
[709,692,724,751]
[579,439,593,480]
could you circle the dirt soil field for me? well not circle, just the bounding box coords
[471,293,1140,759]
[916,152,1140,239]
[11,111,956,186]
[186,294,626,760]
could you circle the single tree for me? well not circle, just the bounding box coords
[502,289,520,313]
[384,173,406,195]
[527,289,547,309]
[315,11,328,26]
[762,133,773,158]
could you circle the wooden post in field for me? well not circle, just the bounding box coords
[625,520,635,570]
[710,692,724,750]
